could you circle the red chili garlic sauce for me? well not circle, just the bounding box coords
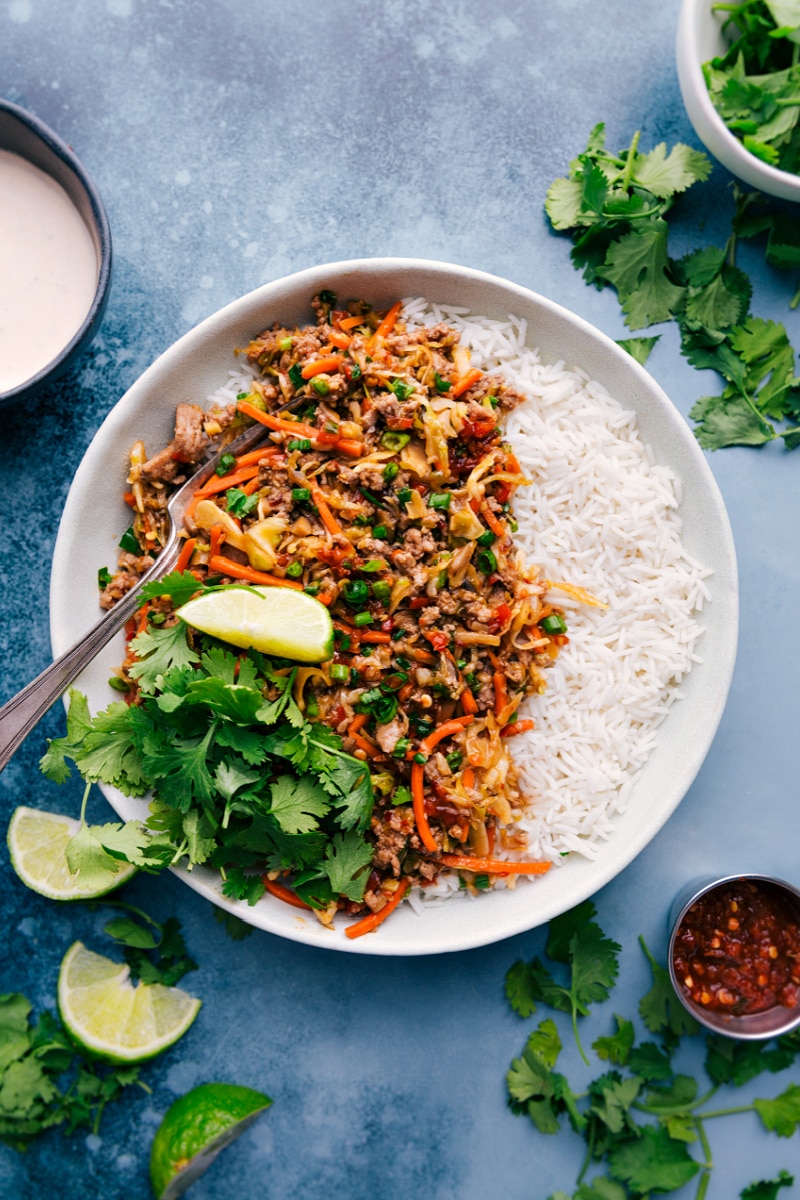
[672,879,800,1015]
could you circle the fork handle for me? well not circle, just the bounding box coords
[0,549,177,775]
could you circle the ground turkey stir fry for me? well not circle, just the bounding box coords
[102,293,572,927]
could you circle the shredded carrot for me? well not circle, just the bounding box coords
[238,400,317,439]
[439,854,551,876]
[326,330,352,350]
[461,767,475,791]
[332,436,365,458]
[123,490,136,508]
[408,647,437,665]
[460,686,478,716]
[492,671,508,717]
[316,591,335,607]
[358,631,392,645]
[348,713,369,735]
[411,761,439,853]
[338,313,364,331]
[263,876,313,910]
[451,367,483,399]
[480,503,507,539]
[208,554,304,589]
[501,719,535,738]
[136,602,150,635]
[235,446,279,468]
[347,714,382,759]
[240,475,263,496]
[419,715,474,757]
[301,355,343,380]
[398,681,414,702]
[344,879,411,939]
[175,537,197,574]
[194,464,261,499]
[309,484,342,537]
[208,525,225,561]
[367,300,402,350]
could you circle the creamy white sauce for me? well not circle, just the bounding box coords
[0,149,99,393]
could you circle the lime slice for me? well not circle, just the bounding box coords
[150,1082,272,1199]
[176,585,334,662]
[58,941,201,1065]
[7,806,137,900]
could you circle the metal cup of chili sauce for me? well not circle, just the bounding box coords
[667,873,800,1040]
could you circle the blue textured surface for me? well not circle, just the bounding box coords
[1,1,799,1197]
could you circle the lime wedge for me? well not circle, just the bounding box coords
[150,1082,272,1199]
[7,806,137,900]
[58,941,201,1065]
[176,585,333,662]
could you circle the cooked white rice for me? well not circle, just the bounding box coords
[207,299,709,906]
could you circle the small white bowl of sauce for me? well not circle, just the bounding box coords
[0,100,112,406]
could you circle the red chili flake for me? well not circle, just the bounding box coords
[672,879,800,1016]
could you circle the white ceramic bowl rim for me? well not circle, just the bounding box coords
[49,257,739,956]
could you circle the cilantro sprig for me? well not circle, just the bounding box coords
[505,903,800,1199]
[40,609,375,912]
[546,124,800,450]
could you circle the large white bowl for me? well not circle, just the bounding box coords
[50,258,739,956]
[677,0,800,202]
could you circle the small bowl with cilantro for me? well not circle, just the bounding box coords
[677,0,800,201]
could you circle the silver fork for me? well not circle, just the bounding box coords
[0,419,273,774]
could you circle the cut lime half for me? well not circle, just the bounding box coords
[58,941,201,1065]
[150,1081,273,1199]
[7,806,137,900]
[176,585,333,662]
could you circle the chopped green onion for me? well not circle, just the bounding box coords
[446,749,463,771]
[541,613,568,635]
[428,492,451,511]
[397,487,412,505]
[304,583,320,596]
[381,430,410,452]
[330,663,350,681]
[288,364,304,389]
[285,561,303,578]
[288,437,312,452]
[353,611,374,627]
[383,462,399,483]
[392,737,411,759]
[372,524,388,539]
[236,391,251,400]
[413,752,427,764]
[291,487,311,503]
[98,566,112,589]
[476,530,496,547]
[278,336,293,351]
[476,548,498,574]
[215,452,237,476]
[107,676,129,693]
[305,695,319,717]
[118,527,140,554]
[312,377,331,396]
[391,628,404,641]
[371,580,392,604]
[489,395,499,409]
[343,579,369,608]
[319,289,337,307]
[508,517,519,533]
[360,559,384,573]
[388,378,414,401]
[360,486,383,507]
[434,371,452,393]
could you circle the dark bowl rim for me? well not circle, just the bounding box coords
[0,98,113,404]
[667,871,800,1039]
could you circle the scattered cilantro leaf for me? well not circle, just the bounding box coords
[606,1123,700,1193]
[754,1083,800,1136]
[741,1170,795,1200]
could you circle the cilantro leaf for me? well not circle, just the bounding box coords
[598,226,685,329]
[221,865,266,906]
[616,335,659,366]
[638,936,700,1039]
[505,959,542,1019]
[631,141,712,199]
[138,570,205,608]
[593,1016,634,1066]
[741,1171,795,1200]
[322,831,374,902]
[754,1082,800,1136]
[268,775,330,836]
[607,1123,700,1193]
[128,622,200,693]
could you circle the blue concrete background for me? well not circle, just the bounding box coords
[1,0,799,1197]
